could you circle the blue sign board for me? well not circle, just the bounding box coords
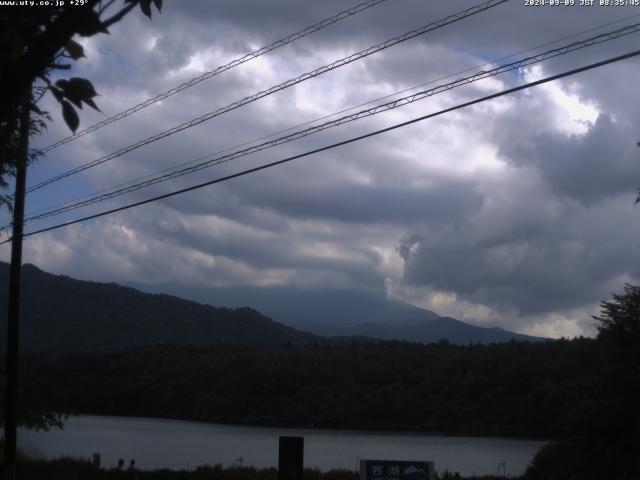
[360,460,435,480]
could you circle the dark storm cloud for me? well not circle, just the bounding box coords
[225,164,484,225]
[146,212,384,281]
[391,4,640,323]
[161,0,637,66]
[499,114,638,204]
[399,190,640,314]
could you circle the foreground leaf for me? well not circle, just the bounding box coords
[65,40,85,60]
[61,100,79,132]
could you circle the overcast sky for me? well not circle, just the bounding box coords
[2,0,640,338]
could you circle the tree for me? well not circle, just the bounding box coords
[0,0,163,205]
[595,283,640,349]
[593,284,640,476]
[526,285,640,479]
[0,1,162,474]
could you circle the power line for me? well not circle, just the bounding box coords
[22,21,640,223]
[36,0,391,155]
[5,48,638,244]
[24,11,640,220]
[25,0,508,195]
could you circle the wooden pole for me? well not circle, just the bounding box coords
[4,98,30,480]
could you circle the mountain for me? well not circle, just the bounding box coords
[129,284,544,344]
[0,262,321,353]
[332,317,543,344]
[0,262,542,352]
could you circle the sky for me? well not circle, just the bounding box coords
[2,0,640,338]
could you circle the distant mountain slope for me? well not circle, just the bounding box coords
[0,263,320,353]
[130,284,544,344]
[131,284,439,327]
[333,317,543,345]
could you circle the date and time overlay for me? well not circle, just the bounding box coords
[526,0,640,6]
[1,0,640,8]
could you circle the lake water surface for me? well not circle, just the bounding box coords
[19,415,545,477]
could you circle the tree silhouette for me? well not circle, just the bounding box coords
[526,285,640,479]
[0,0,163,438]
[593,284,640,476]
[0,0,162,205]
[595,283,640,347]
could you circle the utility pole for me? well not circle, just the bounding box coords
[4,96,30,480]
[636,142,640,205]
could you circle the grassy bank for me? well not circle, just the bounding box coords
[8,457,515,480]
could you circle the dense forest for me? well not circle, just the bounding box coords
[17,339,594,438]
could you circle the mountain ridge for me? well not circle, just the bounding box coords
[128,282,544,344]
[0,262,543,352]
[0,262,321,353]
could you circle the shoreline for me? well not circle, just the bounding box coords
[51,413,551,442]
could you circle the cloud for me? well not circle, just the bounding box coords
[399,137,640,322]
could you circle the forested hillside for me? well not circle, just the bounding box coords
[0,262,541,353]
[0,263,321,353]
[18,338,594,438]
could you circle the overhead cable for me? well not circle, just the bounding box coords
[25,0,508,194]
[37,0,391,154]
[22,21,640,223]
[25,11,640,219]
[4,48,638,244]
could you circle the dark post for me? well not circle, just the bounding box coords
[3,99,30,480]
[278,436,304,480]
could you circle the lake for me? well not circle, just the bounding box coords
[19,415,545,477]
